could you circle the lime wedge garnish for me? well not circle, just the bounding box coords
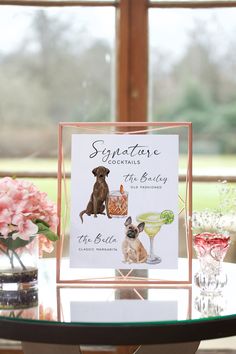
[160,210,174,224]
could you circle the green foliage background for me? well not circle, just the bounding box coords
[0,10,236,157]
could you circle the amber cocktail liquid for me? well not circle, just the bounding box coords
[108,186,128,218]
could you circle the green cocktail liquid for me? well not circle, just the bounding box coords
[136,212,164,264]
[137,211,174,264]
[137,212,164,238]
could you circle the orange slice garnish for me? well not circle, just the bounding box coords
[120,184,124,194]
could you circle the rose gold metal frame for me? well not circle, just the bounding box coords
[56,121,192,286]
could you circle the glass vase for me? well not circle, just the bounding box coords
[194,292,226,317]
[0,236,38,293]
[193,232,230,294]
[0,302,38,318]
[0,288,38,311]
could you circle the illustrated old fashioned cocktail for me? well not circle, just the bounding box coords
[136,211,174,264]
[108,185,128,217]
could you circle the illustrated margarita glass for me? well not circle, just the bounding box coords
[136,210,174,264]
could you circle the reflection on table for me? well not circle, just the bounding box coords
[1,258,236,324]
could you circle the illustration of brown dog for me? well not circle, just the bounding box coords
[122,216,147,263]
[80,166,112,223]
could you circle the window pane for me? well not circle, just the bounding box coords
[0,6,115,163]
[149,8,236,210]
[149,8,236,154]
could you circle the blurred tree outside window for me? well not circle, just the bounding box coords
[0,0,236,185]
[0,6,115,161]
[149,8,236,165]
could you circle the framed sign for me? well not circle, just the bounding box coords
[57,122,192,285]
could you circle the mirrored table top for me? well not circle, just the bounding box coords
[0,259,236,345]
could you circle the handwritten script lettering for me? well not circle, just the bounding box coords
[89,140,161,162]
[77,233,117,246]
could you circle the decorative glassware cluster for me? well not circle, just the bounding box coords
[193,231,230,293]
[192,181,236,293]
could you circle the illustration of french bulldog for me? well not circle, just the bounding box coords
[122,216,147,263]
[80,166,111,223]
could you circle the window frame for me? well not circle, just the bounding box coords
[117,0,236,123]
[0,0,236,183]
[1,0,235,123]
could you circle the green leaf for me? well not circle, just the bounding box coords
[34,218,50,228]
[0,236,34,251]
[36,222,58,241]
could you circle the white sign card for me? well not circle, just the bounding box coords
[70,134,179,269]
[70,300,178,323]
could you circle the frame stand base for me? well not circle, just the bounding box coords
[22,342,82,354]
[134,342,200,354]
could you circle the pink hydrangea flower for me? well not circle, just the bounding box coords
[12,219,38,241]
[0,177,58,255]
